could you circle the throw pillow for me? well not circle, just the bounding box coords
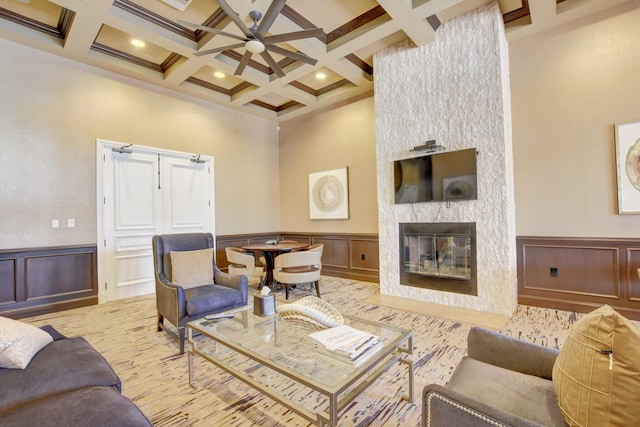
[0,316,53,369]
[170,248,214,289]
[552,304,640,426]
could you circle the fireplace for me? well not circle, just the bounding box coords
[399,222,477,295]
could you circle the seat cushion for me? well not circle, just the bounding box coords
[0,386,152,427]
[448,357,566,426]
[552,305,640,427]
[184,284,245,316]
[0,337,121,410]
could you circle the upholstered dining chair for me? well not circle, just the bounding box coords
[152,233,248,354]
[273,244,323,299]
[225,247,264,286]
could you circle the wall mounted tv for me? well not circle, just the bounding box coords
[393,148,477,204]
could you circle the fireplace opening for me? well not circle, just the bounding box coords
[399,222,477,295]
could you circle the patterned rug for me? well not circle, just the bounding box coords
[20,276,583,426]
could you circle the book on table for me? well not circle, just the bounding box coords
[309,325,382,366]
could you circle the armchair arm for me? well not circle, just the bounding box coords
[467,327,559,380]
[155,271,187,324]
[422,384,545,427]
[214,266,248,301]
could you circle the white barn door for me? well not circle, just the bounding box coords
[97,140,214,302]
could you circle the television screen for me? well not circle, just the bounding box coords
[394,148,477,204]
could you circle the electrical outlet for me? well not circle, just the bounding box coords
[68,219,75,228]
[550,267,558,277]
[52,219,59,228]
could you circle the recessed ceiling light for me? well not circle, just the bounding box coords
[130,39,146,48]
[315,72,327,79]
[213,71,225,79]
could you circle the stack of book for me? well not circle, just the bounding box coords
[309,325,383,367]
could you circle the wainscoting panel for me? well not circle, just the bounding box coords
[312,237,349,269]
[0,245,98,318]
[216,232,379,282]
[517,236,640,320]
[0,257,19,304]
[627,248,640,302]
[350,238,380,272]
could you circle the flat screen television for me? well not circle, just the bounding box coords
[393,148,477,204]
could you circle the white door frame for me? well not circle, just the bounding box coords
[96,139,215,303]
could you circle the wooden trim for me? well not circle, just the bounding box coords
[326,6,387,44]
[185,76,231,96]
[0,6,70,40]
[503,0,530,24]
[517,236,640,320]
[344,54,373,76]
[113,0,196,41]
[0,245,98,319]
[90,42,163,73]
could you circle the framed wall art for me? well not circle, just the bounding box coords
[308,167,349,220]
[615,121,640,214]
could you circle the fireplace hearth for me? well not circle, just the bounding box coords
[399,222,477,295]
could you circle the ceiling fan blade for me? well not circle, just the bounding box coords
[260,51,285,78]
[256,0,287,38]
[215,0,254,38]
[193,43,246,57]
[262,28,324,44]
[234,51,253,76]
[266,45,317,66]
[177,20,248,42]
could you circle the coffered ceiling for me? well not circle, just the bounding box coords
[0,0,631,121]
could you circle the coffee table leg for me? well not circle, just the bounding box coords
[399,356,414,403]
[188,326,197,390]
[316,409,332,427]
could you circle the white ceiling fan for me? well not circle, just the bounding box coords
[179,0,324,78]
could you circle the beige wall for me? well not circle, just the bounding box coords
[510,2,640,238]
[0,39,279,249]
[278,95,378,233]
[2,1,639,251]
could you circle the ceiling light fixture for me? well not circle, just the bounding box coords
[245,39,265,54]
[130,39,145,48]
[315,72,327,79]
[213,71,225,78]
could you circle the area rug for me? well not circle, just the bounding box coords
[20,276,579,426]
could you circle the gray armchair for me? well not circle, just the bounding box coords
[422,327,566,427]
[152,233,248,354]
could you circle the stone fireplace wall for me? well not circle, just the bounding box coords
[373,2,517,316]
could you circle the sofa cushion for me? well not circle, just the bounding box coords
[0,316,53,369]
[0,386,152,427]
[170,248,214,289]
[448,357,567,426]
[552,304,640,427]
[185,284,245,316]
[0,337,121,410]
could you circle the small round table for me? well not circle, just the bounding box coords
[241,242,309,291]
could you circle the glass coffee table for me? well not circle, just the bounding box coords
[187,307,413,427]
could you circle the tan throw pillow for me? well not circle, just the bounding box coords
[552,304,640,426]
[170,248,214,289]
[0,316,53,369]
